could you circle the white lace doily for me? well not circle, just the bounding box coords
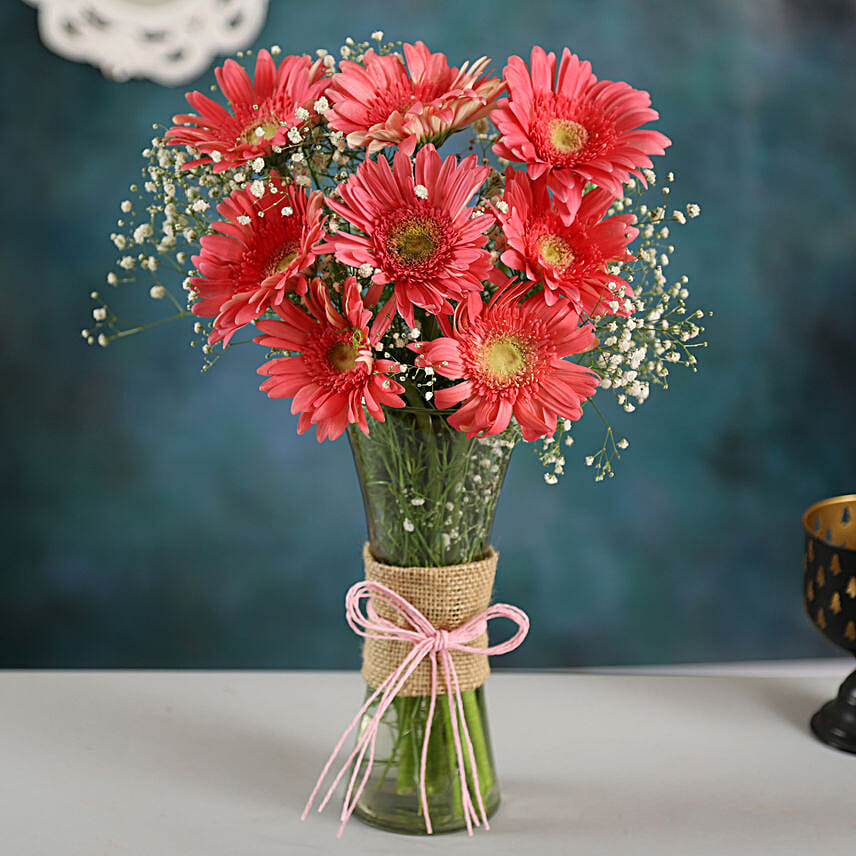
[25,0,269,86]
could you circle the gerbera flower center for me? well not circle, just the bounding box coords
[548,118,588,155]
[482,336,529,381]
[390,218,440,263]
[269,246,299,275]
[328,341,358,373]
[537,234,574,269]
[239,117,281,146]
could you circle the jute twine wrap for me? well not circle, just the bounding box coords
[361,543,498,696]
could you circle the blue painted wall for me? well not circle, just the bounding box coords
[2,0,855,668]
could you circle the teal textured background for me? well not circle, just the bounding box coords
[2,1,855,668]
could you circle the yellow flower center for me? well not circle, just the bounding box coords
[548,119,588,154]
[239,117,281,146]
[271,249,298,274]
[328,342,357,373]
[391,219,439,263]
[483,337,527,380]
[537,234,574,269]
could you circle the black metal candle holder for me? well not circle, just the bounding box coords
[802,494,856,754]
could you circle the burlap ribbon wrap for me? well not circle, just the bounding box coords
[361,543,498,696]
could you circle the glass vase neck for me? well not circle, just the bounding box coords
[347,408,518,567]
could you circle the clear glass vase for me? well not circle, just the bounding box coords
[346,407,518,834]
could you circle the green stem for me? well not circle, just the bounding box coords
[109,311,187,339]
[396,697,417,794]
[440,697,464,818]
[425,699,448,796]
[462,690,493,800]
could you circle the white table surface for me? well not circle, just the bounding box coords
[2,664,855,855]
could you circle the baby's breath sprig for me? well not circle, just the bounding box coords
[536,419,574,484]
[536,168,705,483]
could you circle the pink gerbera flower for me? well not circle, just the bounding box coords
[492,47,671,199]
[255,277,405,442]
[191,172,325,344]
[498,168,638,315]
[326,41,504,155]
[323,144,493,328]
[413,280,599,440]
[166,50,327,172]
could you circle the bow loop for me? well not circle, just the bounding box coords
[345,579,435,641]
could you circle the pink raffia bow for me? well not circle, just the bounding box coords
[301,579,529,837]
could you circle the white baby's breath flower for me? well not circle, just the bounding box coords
[149,285,166,299]
[92,307,107,321]
[250,179,265,198]
[191,199,209,212]
[295,106,310,122]
[358,263,373,277]
[371,30,384,41]
[120,200,132,213]
[686,203,701,218]
[252,157,265,173]
[403,518,415,533]
[313,96,329,114]
[414,184,428,199]
[97,333,109,347]
[133,223,153,243]
[237,215,252,225]
[280,206,293,217]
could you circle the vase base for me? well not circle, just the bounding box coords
[353,792,500,835]
[810,668,856,755]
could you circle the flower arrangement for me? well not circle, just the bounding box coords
[88,34,705,836]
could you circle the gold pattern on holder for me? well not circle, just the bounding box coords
[806,580,815,602]
[817,608,827,629]
[816,565,826,588]
[845,621,856,642]
[830,592,842,615]
[847,577,856,599]
[808,540,815,561]
[803,553,808,572]
[830,554,842,576]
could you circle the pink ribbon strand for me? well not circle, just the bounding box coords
[301,579,529,837]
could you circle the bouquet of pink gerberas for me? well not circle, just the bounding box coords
[90,34,704,837]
